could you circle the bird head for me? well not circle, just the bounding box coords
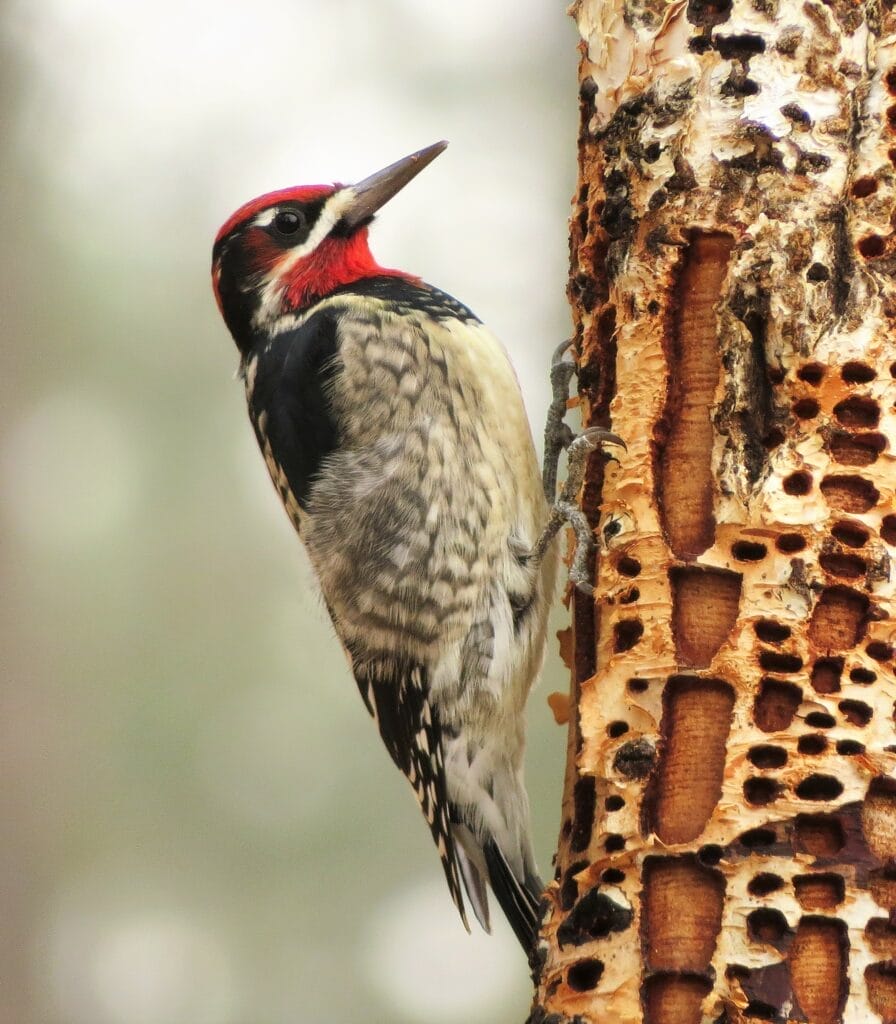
[212,141,447,346]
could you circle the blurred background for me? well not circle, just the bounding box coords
[1,2,579,1021]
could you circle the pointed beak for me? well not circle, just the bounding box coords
[339,141,448,230]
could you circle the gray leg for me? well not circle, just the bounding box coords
[542,340,577,504]
[531,427,626,596]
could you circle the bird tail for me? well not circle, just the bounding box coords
[483,840,543,954]
[452,822,543,955]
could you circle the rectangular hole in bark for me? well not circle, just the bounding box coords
[866,962,896,1023]
[670,566,742,668]
[570,774,596,854]
[808,585,871,653]
[866,918,896,958]
[793,873,845,910]
[789,917,849,1024]
[753,678,802,733]
[811,657,844,694]
[862,776,896,862]
[654,232,733,560]
[643,973,712,1024]
[793,814,845,857]
[641,856,725,972]
[645,677,735,844]
[870,867,896,910]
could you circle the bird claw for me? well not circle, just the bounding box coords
[531,425,625,596]
[538,343,626,595]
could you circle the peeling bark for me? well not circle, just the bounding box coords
[532,0,896,1021]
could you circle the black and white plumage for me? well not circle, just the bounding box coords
[211,143,558,954]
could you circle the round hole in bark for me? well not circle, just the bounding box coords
[777,533,807,553]
[698,843,724,865]
[837,739,865,756]
[567,958,604,992]
[841,360,876,383]
[882,515,896,546]
[604,833,625,853]
[627,677,649,693]
[603,518,622,542]
[732,540,768,561]
[859,234,886,258]
[759,650,803,673]
[797,363,826,384]
[601,867,625,884]
[607,720,629,738]
[605,795,625,812]
[747,744,788,769]
[805,711,836,728]
[617,555,641,577]
[613,739,656,780]
[739,827,777,849]
[747,907,790,944]
[784,471,812,495]
[833,395,881,428]
[798,734,828,755]
[888,68,896,94]
[763,427,785,449]
[850,666,877,684]
[819,551,867,578]
[867,641,894,662]
[614,619,643,653]
[792,397,820,419]
[820,474,880,512]
[828,431,886,466]
[831,520,870,547]
[755,619,791,644]
[851,177,878,198]
[744,777,781,806]
[795,774,844,800]
[806,262,829,281]
[839,698,873,726]
[890,148,896,166]
[619,587,640,604]
[748,872,785,896]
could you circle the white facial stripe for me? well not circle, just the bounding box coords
[253,188,358,326]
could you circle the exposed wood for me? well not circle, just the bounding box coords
[531,0,896,1020]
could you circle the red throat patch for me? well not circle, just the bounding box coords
[280,228,418,311]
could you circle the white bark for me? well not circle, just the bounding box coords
[532,1,896,1021]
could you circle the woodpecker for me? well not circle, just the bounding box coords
[211,142,616,954]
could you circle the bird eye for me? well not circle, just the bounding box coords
[273,210,304,235]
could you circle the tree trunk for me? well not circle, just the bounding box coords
[531,1,896,1021]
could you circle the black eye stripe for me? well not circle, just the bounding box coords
[265,197,329,248]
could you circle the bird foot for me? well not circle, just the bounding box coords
[531,427,626,596]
